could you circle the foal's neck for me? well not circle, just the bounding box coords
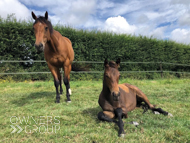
[102,78,111,95]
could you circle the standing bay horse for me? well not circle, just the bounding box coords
[32,11,74,103]
[98,58,172,137]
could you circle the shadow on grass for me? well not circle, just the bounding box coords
[11,91,55,106]
[83,106,122,134]
[82,106,101,122]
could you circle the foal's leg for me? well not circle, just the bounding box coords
[151,108,168,115]
[98,110,125,137]
[48,64,60,103]
[137,93,168,115]
[57,69,63,94]
[114,108,125,137]
[63,64,72,102]
[98,111,115,122]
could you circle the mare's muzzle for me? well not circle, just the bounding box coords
[35,43,44,53]
[112,92,120,101]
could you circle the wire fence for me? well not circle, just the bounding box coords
[1,60,190,76]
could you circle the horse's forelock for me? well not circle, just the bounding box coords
[108,61,118,69]
[33,16,53,34]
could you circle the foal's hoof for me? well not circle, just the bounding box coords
[154,111,160,114]
[168,113,173,117]
[128,121,139,127]
[119,134,125,138]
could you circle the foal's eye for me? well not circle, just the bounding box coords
[45,26,48,31]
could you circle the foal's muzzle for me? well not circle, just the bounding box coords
[112,92,120,101]
[35,43,44,53]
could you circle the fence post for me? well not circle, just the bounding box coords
[160,62,163,78]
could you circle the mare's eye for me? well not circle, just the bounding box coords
[45,26,48,31]
[105,74,109,78]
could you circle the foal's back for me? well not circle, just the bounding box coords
[119,83,155,112]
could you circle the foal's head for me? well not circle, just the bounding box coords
[32,11,53,53]
[104,58,121,101]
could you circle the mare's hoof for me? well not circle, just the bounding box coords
[67,100,71,103]
[55,100,60,103]
[119,134,125,138]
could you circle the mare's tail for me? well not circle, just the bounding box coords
[71,62,90,72]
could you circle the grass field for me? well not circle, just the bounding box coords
[0,79,190,143]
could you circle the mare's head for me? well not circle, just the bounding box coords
[104,58,121,101]
[32,11,53,53]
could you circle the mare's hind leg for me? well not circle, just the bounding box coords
[63,63,72,103]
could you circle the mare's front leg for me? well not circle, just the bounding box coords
[48,64,60,103]
[115,108,125,137]
[57,69,63,94]
[64,63,72,103]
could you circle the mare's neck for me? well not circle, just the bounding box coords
[47,31,59,53]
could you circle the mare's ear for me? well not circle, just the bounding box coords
[45,11,48,20]
[31,11,37,20]
[116,58,121,68]
[104,58,109,67]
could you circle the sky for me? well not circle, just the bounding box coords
[1,0,190,44]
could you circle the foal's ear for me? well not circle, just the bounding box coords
[104,58,109,67]
[45,11,48,20]
[116,58,121,68]
[31,11,37,20]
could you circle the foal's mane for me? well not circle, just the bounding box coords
[33,16,53,34]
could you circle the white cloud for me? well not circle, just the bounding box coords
[178,12,190,26]
[103,16,137,34]
[149,27,167,38]
[60,0,96,26]
[1,0,190,44]
[171,0,190,5]
[0,0,30,20]
[97,0,114,9]
[170,28,190,44]
[137,14,149,24]
[20,0,96,26]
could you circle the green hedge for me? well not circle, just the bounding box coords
[0,15,190,81]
